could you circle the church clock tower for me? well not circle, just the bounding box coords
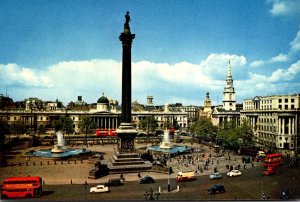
[223,60,236,111]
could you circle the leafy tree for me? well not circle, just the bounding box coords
[52,119,63,132]
[10,121,26,137]
[189,118,217,142]
[78,115,97,144]
[217,120,254,151]
[52,116,74,134]
[140,116,157,135]
[62,116,74,135]
[0,118,9,148]
[237,121,255,149]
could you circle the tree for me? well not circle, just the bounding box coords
[0,118,9,147]
[189,118,217,142]
[140,116,157,135]
[216,120,254,151]
[78,115,97,144]
[62,116,74,135]
[237,121,255,149]
[10,121,26,137]
[52,119,63,132]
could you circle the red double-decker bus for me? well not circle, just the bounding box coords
[264,153,283,168]
[95,128,117,137]
[1,176,43,199]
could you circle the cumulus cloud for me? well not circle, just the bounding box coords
[249,60,300,82]
[199,53,247,79]
[267,0,300,16]
[249,60,266,68]
[0,53,247,105]
[290,30,300,53]
[1,55,299,105]
[270,54,289,62]
[0,64,53,87]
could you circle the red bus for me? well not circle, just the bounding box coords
[1,176,43,199]
[264,153,283,168]
[95,128,117,137]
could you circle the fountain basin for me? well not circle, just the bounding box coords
[147,145,192,154]
[51,145,65,153]
[25,148,92,159]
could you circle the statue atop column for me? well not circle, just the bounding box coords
[124,11,131,32]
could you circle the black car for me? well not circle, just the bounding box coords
[288,159,298,168]
[207,184,226,195]
[104,178,124,186]
[242,155,251,163]
[139,176,155,184]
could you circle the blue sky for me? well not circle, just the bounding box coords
[0,0,300,106]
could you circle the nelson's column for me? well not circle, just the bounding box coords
[108,12,151,173]
[116,11,137,152]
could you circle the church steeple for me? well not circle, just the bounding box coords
[223,59,236,111]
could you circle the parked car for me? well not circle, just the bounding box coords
[263,167,276,175]
[138,176,155,184]
[104,178,124,186]
[227,170,242,177]
[207,184,226,194]
[209,172,222,180]
[288,159,298,168]
[90,185,109,193]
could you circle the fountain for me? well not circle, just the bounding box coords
[51,131,65,153]
[159,129,173,149]
[25,131,92,159]
[145,129,192,155]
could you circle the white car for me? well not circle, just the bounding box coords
[209,172,222,179]
[227,170,242,177]
[90,185,109,193]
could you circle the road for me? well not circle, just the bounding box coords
[21,161,300,201]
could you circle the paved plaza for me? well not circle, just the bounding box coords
[0,141,261,185]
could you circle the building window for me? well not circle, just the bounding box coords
[285,105,288,110]
[279,105,282,109]
[279,99,282,103]
[14,117,16,121]
[291,105,294,109]
[285,98,288,103]
[40,117,43,121]
[291,99,294,103]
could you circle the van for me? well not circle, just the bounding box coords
[176,171,196,182]
[257,151,266,157]
[104,178,124,186]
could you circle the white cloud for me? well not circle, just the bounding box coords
[1,56,299,106]
[199,53,247,79]
[0,64,53,87]
[269,60,300,81]
[267,0,300,16]
[290,30,300,52]
[249,60,300,82]
[249,60,266,68]
[270,53,288,62]
[250,53,288,68]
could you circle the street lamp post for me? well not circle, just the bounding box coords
[167,153,171,192]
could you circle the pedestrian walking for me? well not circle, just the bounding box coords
[138,172,141,178]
